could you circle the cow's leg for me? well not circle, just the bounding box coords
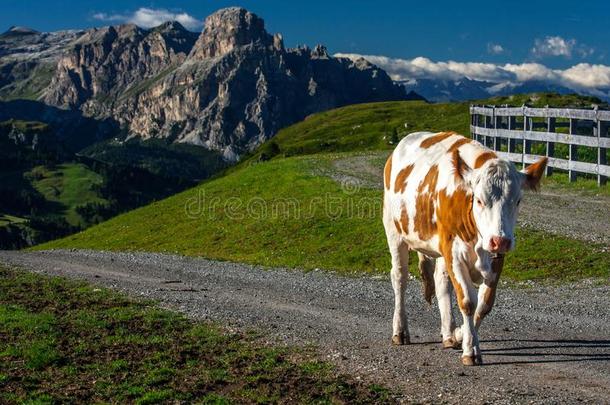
[454,273,481,366]
[390,241,410,345]
[417,253,435,304]
[434,258,458,349]
[445,250,481,366]
[474,255,504,329]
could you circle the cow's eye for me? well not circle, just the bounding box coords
[476,198,484,208]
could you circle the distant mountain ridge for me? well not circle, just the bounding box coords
[398,77,581,103]
[1,7,409,160]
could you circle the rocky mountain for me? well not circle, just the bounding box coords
[45,22,198,108]
[0,26,85,100]
[2,7,408,160]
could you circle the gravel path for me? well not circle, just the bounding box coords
[324,152,610,246]
[1,250,609,404]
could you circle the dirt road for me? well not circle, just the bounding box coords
[1,250,608,403]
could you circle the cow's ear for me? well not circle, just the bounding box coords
[521,157,548,191]
[452,149,473,185]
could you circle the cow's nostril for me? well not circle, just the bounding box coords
[489,236,511,252]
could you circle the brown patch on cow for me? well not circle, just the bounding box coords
[414,195,437,240]
[523,157,548,191]
[473,151,497,169]
[437,187,477,244]
[483,255,504,310]
[451,149,468,182]
[413,165,439,241]
[384,153,393,191]
[475,255,504,327]
[419,131,457,149]
[447,137,472,153]
[438,233,472,315]
[400,204,409,234]
[393,164,414,194]
[436,186,479,316]
[393,219,402,233]
[417,165,439,194]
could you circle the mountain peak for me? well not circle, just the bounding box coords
[189,7,276,59]
[153,20,188,33]
[2,26,40,38]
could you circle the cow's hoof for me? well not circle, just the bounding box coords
[452,328,463,344]
[461,355,483,366]
[442,337,460,349]
[391,332,410,345]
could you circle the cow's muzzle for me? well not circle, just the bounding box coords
[488,236,511,253]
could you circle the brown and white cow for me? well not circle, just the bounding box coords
[382,131,547,366]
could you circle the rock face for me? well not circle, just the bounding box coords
[45,22,198,108]
[0,26,85,100]
[13,8,409,159]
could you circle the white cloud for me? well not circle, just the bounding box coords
[92,12,126,23]
[336,54,513,82]
[92,7,202,31]
[334,53,610,94]
[487,43,505,55]
[531,36,575,58]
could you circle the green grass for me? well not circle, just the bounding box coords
[0,265,394,403]
[541,172,610,197]
[480,92,606,108]
[244,93,608,163]
[28,164,108,226]
[245,101,470,161]
[37,154,610,282]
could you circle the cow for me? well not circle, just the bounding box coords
[382,131,547,366]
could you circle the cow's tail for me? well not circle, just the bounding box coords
[417,253,435,304]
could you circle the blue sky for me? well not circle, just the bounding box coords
[2,0,608,68]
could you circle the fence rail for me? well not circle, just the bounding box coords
[470,105,609,185]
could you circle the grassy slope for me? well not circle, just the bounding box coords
[29,164,108,226]
[246,101,469,160]
[38,155,609,282]
[245,93,607,162]
[0,63,55,101]
[0,265,392,404]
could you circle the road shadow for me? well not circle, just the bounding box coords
[480,338,610,366]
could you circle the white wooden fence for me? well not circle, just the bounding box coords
[470,105,609,185]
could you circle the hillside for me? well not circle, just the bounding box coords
[245,92,607,162]
[37,154,609,282]
[0,120,216,249]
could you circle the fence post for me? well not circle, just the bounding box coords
[473,107,478,143]
[521,105,527,167]
[492,106,497,151]
[508,115,516,154]
[546,106,555,176]
[597,107,607,186]
[569,118,578,182]
[484,110,490,147]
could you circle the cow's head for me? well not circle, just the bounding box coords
[462,155,547,254]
